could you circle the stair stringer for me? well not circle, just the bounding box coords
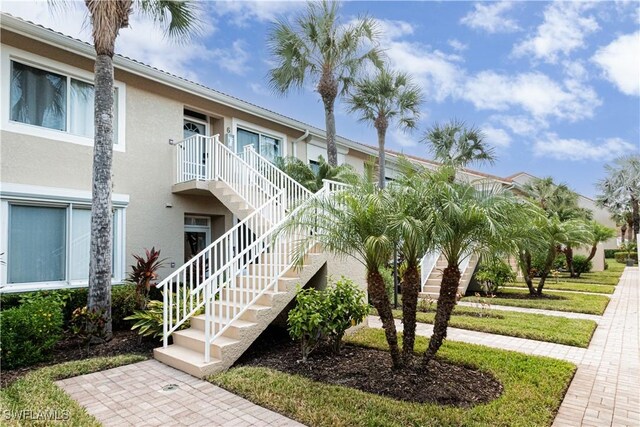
[154,251,328,378]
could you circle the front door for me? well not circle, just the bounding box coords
[184,216,211,262]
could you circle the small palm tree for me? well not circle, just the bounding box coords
[275,155,358,192]
[584,221,616,265]
[279,176,404,368]
[597,155,640,241]
[52,0,199,339]
[421,170,526,366]
[423,119,495,181]
[347,68,424,188]
[267,0,382,166]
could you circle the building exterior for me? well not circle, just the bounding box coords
[0,13,616,296]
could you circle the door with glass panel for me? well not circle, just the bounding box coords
[183,117,208,180]
[184,216,211,262]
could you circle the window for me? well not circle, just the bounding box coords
[236,127,281,161]
[309,159,320,174]
[6,203,124,285]
[9,60,121,145]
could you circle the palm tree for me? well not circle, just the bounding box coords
[386,168,433,364]
[422,119,495,181]
[274,155,358,192]
[267,0,382,166]
[597,155,640,242]
[52,0,198,339]
[346,68,424,188]
[421,170,525,366]
[279,176,403,367]
[583,221,616,269]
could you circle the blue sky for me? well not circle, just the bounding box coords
[2,1,639,197]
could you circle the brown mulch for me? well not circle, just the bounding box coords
[237,327,503,407]
[1,330,156,387]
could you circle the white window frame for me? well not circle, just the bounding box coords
[0,183,129,293]
[1,45,127,152]
[306,139,347,165]
[231,118,287,158]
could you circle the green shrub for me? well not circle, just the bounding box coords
[111,284,138,331]
[572,255,592,277]
[604,249,617,259]
[125,299,165,339]
[0,298,64,368]
[287,287,327,362]
[324,277,368,352]
[475,259,516,293]
[553,253,567,270]
[614,251,634,263]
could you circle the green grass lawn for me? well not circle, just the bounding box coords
[553,261,626,286]
[507,281,615,294]
[0,355,146,426]
[211,328,576,427]
[462,288,610,315]
[385,306,596,347]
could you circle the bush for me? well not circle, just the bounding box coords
[288,277,368,361]
[0,297,64,368]
[572,255,592,277]
[111,284,138,331]
[604,249,617,259]
[553,253,567,270]
[324,278,368,352]
[614,252,634,263]
[125,299,165,340]
[475,259,516,294]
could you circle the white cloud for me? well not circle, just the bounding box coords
[462,71,601,121]
[374,19,415,40]
[482,125,512,148]
[513,2,599,63]
[460,1,520,33]
[592,31,640,96]
[249,82,270,96]
[389,127,420,148]
[212,1,305,27]
[533,134,636,161]
[211,40,251,76]
[448,39,468,52]
[0,0,217,81]
[490,114,548,136]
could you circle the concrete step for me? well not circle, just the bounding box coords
[153,345,222,378]
[189,315,257,339]
[172,328,241,359]
[219,287,285,306]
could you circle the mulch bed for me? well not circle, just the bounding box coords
[1,330,156,387]
[236,327,503,407]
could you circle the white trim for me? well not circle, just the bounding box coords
[0,184,129,291]
[0,182,129,206]
[231,117,288,158]
[1,44,127,151]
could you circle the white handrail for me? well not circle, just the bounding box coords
[420,250,440,287]
[459,251,473,274]
[241,146,312,212]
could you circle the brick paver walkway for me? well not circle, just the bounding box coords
[368,316,588,363]
[456,301,602,322]
[57,359,304,427]
[553,267,640,427]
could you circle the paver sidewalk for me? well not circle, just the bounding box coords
[552,268,640,427]
[57,359,304,427]
[367,316,588,364]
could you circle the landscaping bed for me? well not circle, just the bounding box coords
[1,330,156,388]
[236,327,502,406]
[212,328,576,427]
[386,306,597,347]
[462,288,610,315]
[506,281,615,294]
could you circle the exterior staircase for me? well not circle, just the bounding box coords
[155,134,335,378]
[419,252,480,300]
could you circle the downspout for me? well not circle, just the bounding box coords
[292,129,310,159]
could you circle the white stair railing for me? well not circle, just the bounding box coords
[420,250,441,288]
[176,134,280,210]
[459,252,473,275]
[241,146,312,211]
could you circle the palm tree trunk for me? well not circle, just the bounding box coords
[627,218,634,242]
[585,245,597,263]
[375,121,387,189]
[400,263,420,365]
[87,53,115,340]
[620,224,627,244]
[368,269,402,368]
[422,265,460,367]
[536,246,556,296]
[632,198,639,241]
[565,246,576,278]
[519,251,536,296]
[319,72,339,167]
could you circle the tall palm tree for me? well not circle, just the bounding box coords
[421,170,526,366]
[346,68,424,188]
[279,176,403,367]
[274,155,359,192]
[267,0,382,166]
[422,119,495,181]
[597,155,640,242]
[52,0,198,339]
[583,221,616,268]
